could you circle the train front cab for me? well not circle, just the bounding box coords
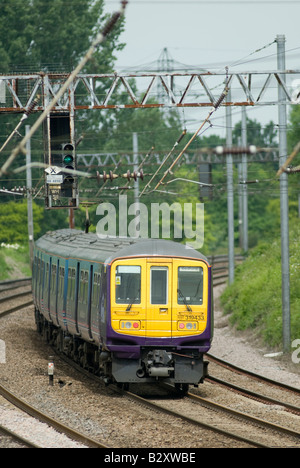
[109,256,212,386]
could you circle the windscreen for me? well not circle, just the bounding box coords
[115,265,141,304]
[177,266,203,305]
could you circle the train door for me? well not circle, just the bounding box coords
[75,262,80,335]
[87,264,94,341]
[43,258,51,321]
[49,259,59,326]
[172,259,208,338]
[146,260,173,339]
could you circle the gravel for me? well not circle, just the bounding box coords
[0,284,299,448]
[211,285,300,390]
[0,397,87,448]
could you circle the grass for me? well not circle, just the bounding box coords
[0,245,31,281]
[220,221,300,349]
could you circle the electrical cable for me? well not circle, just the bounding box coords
[150,71,232,193]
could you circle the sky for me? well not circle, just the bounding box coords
[103,0,300,138]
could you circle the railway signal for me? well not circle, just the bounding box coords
[60,143,76,198]
[44,113,78,209]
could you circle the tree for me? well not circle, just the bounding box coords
[0,200,43,243]
[288,106,300,151]
[0,0,125,72]
[0,0,126,238]
[233,117,277,147]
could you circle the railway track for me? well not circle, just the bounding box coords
[54,343,300,448]
[206,354,300,413]
[0,278,33,318]
[123,387,269,448]
[55,349,265,448]
[210,254,244,286]
[0,381,108,448]
[207,353,300,394]
[0,279,109,448]
[0,277,31,292]
[1,272,299,448]
[186,390,300,441]
[126,386,300,448]
[206,375,300,415]
[0,423,40,448]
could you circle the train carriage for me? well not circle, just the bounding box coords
[33,229,213,392]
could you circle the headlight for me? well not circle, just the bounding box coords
[120,320,141,330]
[178,322,198,331]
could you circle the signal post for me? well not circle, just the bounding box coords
[44,112,78,210]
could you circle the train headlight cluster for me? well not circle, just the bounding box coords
[178,322,198,331]
[120,320,141,330]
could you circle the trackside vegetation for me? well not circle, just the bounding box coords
[1,1,300,351]
[221,220,300,348]
[0,244,31,281]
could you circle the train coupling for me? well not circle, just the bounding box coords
[138,349,174,379]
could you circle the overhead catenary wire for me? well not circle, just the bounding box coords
[150,72,233,193]
[0,95,40,155]
[120,145,155,194]
[277,140,300,176]
[139,130,187,197]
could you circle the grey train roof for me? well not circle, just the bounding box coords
[35,229,209,265]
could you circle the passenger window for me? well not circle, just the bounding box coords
[115,266,141,305]
[58,267,65,298]
[92,273,101,306]
[151,267,168,305]
[177,267,203,305]
[51,264,57,292]
[45,263,49,291]
[67,268,76,300]
[40,261,45,286]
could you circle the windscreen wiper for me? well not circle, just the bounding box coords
[126,290,140,312]
[177,289,192,312]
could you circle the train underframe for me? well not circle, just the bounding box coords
[35,308,208,394]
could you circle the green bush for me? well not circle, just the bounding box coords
[0,244,31,280]
[221,221,300,348]
[0,200,43,243]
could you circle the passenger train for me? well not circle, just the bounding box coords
[32,229,213,393]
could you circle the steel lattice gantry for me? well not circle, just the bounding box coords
[0,69,300,113]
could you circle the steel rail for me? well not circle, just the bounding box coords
[0,287,109,449]
[0,277,31,286]
[207,353,300,395]
[123,389,270,448]
[186,391,300,441]
[0,289,32,306]
[53,347,298,449]
[206,375,300,416]
[53,347,269,448]
[0,277,31,293]
[0,381,109,449]
[0,423,41,448]
[0,300,34,319]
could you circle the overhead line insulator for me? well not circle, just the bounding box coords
[96,169,144,185]
[214,146,257,155]
[284,166,300,174]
